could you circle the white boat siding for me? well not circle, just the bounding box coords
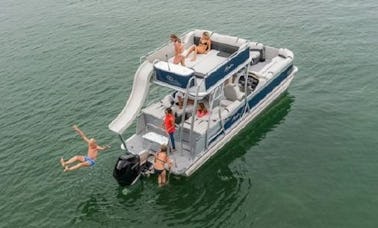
[183,66,298,176]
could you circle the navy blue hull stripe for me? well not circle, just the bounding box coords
[248,64,293,109]
[207,64,294,146]
[223,64,293,132]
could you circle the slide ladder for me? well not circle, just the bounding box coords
[109,61,154,134]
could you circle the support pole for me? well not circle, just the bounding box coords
[118,134,129,153]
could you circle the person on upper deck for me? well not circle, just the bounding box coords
[185,32,211,61]
[170,34,185,66]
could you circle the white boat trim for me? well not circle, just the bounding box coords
[184,66,297,176]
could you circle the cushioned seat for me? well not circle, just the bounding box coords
[250,51,261,65]
[224,84,244,101]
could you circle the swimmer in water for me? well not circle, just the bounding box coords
[60,125,110,172]
[154,144,172,187]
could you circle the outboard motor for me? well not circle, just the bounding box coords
[113,154,141,186]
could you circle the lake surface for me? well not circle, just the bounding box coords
[1,0,377,227]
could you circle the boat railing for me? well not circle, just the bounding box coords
[204,84,224,149]
[188,79,206,156]
[178,76,198,154]
[140,30,195,65]
[140,41,169,64]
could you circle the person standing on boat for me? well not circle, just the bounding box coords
[60,125,110,172]
[163,108,176,151]
[154,144,172,187]
[170,34,185,66]
[185,31,211,61]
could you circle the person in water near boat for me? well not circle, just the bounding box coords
[60,125,110,172]
[154,144,172,187]
[162,108,176,151]
[185,31,211,61]
[170,34,185,66]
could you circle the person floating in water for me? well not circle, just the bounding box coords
[154,144,172,187]
[60,125,110,172]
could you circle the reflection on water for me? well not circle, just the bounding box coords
[108,93,295,227]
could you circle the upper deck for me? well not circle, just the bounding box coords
[144,29,251,96]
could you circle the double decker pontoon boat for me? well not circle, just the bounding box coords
[109,29,298,186]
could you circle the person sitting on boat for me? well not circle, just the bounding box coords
[170,34,185,66]
[173,91,184,108]
[173,91,194,109]
[60,125,110,172]
[154,144,172,187]
[172,91,195,123]
[196,103,208,118]
[163,108,176,151]
[185,31,211,61]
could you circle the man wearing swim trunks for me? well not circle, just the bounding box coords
[60,125,110,172]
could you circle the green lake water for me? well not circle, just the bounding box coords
[1,0,378,227]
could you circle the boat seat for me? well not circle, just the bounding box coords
[186,50,226,77]
[223,83,244,101]
[168,49,227,78]
[161,94,173,108]
[220,99,242,115]
[250,51,261,65]
[220,99,233,107]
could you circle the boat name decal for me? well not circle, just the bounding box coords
[225,64,234,73]
[231,111,242,123]
[166,74,181,86]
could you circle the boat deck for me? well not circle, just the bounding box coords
[170,148,193,174]
[169,49,228,77]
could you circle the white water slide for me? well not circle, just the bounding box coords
[109,61,154,134]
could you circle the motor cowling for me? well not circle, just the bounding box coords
[113,154,141,186]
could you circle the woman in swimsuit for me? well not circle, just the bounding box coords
[185,32,211,61]
[196,103,208,118]
[170,34,185,66]
[154,145,172,187]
